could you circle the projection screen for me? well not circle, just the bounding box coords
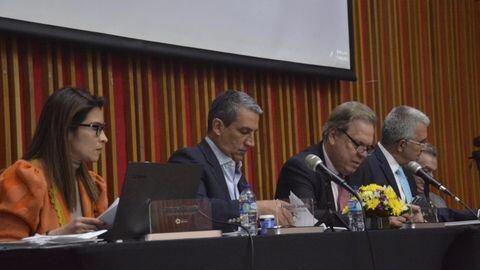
[0,0,355,80]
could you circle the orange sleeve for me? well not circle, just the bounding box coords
[0,160,48,241]
[88,171,108,217]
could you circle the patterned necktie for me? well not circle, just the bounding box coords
[396,167,413,203]
[337,186,350,211]
[337,174,350,211]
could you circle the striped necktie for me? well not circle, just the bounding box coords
[337,186,350,211]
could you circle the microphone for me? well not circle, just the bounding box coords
[304,154,358,199]
[406,161,478,219]
[405,161,459,201]
[305,154,364,231]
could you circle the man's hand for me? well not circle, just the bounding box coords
[257,200,294,226]
[388,204,424,229]
[388,215,408,228]
[409,204,424,223]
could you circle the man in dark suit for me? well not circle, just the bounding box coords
[169,90,292,231]
[275,101,377,227]
[350,105,427,227]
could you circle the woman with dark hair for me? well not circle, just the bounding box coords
[0,87,108,240]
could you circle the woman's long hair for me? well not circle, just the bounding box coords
[24,87,104,211]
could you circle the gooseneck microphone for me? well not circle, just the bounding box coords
[305,154,366,231]
[406,161,478,219]
[406,161,459,201]
[304,154,361,203]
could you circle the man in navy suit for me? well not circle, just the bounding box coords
[169,90,292,231]
[350,105,427,227]
[275,101,377,227]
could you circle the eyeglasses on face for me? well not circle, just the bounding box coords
[76,122,106,137]
[340,129,374,154]
[405,139,428,150]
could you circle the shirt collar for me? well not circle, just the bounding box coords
[205,136,242,168]
[322,143,339,176]
[377,142,401,172]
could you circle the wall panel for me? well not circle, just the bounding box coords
[0,0,479,208]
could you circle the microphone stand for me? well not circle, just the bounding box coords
[408,161,479,220]
[454,198,478,220]
[425,176,478,220]
[306,154,367,230]
[323,178,351,231]
[316,164,368,229]
[424,182,431,201]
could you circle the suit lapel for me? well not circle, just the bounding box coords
[403,167,418,197]
[374,145,402,196]
[316,143,335,209]
[198,139,231,200]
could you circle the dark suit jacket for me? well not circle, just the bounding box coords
[275,143,346,226]
[350,145,475,222]
[168,139,248,231]
[350,145,479,222]
[349,144,418,198]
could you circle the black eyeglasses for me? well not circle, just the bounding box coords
[340,130,374,154]
[76,122,106,137]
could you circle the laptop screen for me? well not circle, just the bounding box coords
[108,162,202,241]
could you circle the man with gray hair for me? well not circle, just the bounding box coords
[169,90,292,231]
[350,105,428,227]
[275,101,376,227]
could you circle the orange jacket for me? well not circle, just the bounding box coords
[0,160,107,241]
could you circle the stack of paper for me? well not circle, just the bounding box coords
[22,230,107,245]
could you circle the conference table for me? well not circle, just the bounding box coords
[1,225,480,270]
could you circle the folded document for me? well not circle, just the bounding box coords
[98,197,119,228]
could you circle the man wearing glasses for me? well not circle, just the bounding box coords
[350,105,428,227]
[275,101,376,226]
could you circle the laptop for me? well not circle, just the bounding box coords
[107,162,203,241]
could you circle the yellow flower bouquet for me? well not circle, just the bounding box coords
[343,184,409,217]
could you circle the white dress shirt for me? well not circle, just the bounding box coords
[205,136,242,200]
[322,144,343,211]
[377,142,408,202]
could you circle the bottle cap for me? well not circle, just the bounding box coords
[259,214,275,220]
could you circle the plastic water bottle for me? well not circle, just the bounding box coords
[347,196,365,231]
[238,185,258,236]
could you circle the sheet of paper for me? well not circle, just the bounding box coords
[98,197,119,228]
[22,230,107,245]
[289,191,318,227]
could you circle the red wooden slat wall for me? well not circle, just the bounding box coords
[0,0,479,208]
